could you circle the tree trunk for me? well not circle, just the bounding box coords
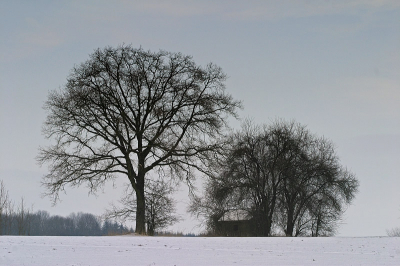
[135,170,146,235]
[265,219,271,237]
[266,191,278,237]
[286,208,294,237]
[286,222,294,237]
[314,214,321,237]
[263,204,271,236]
[135,188,146,234]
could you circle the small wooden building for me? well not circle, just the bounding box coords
[217,210,254,237]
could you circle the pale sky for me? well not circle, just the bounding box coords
[1,0,399,236]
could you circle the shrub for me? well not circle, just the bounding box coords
[386,227,400,237]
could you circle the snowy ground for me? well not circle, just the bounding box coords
[1,236,399,266]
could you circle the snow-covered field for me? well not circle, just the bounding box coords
[1,235,399,266]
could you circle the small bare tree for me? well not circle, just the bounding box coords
[104,178,180,236]
[16,197,32,235]
[387,227,400,237]
[0,180,10,234]
[189,178,238,235]
[4,200,14,235]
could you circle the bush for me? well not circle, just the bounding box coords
[386,227,400,237]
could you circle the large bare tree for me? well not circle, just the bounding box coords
[274,121,358,236]
[38,45,240,234]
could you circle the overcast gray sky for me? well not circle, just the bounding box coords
[1,0,399,236]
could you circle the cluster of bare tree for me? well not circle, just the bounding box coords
[38,45,358,236]
[190,120,359,237]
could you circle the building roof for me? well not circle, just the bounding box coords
[219,210,251,222]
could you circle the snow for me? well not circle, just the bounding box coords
[1,236,399,265]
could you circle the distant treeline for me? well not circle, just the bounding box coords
[1,180,134,236]
[0,210,133,236]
